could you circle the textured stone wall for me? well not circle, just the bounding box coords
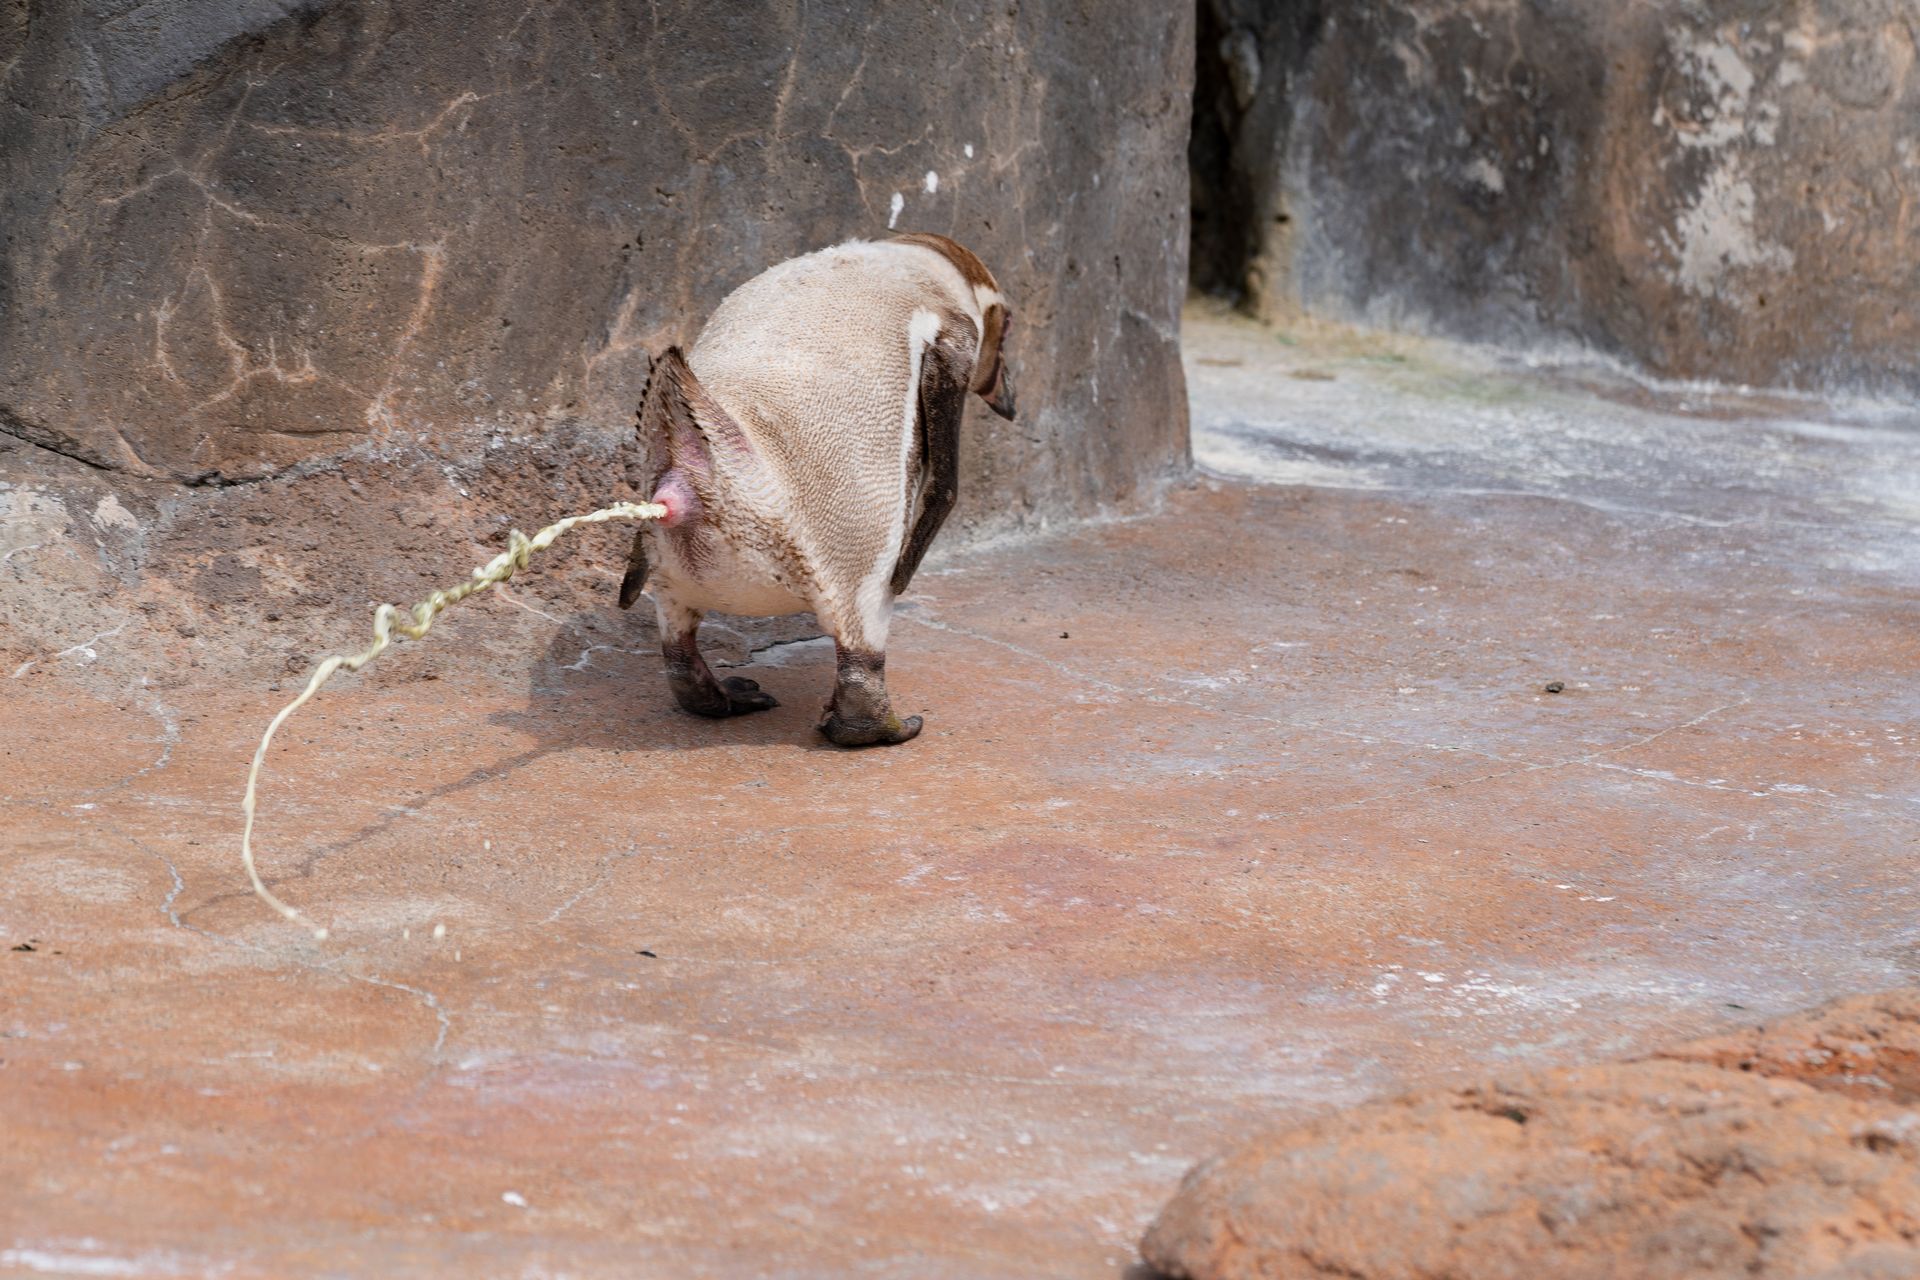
[0,0,1191,528]
[1206,0,1920,395]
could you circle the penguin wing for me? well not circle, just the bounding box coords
[620,350,680,608]
[890,332,970,596]
[619,346,742,610]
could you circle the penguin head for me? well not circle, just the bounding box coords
[890,232,1017,421]
[973,305,1017,421]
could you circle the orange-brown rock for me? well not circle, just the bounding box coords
[1655,988,1920,1107]
[1143,994,1920,1280]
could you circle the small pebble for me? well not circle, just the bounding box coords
[1544,681,1565,694]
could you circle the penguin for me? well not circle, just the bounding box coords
[616,233,1017,747]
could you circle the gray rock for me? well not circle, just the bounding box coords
[1,0,1192,540]
[1205,0,1920,396]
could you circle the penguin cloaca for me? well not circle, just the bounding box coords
[618,233,1017,747]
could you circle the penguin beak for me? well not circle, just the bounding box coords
[983,360,1016,421]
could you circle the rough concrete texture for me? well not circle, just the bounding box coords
[5,307,1920,1276]
[1141,1054,1920,1280]
[0,0,1190,522]
[1213,0,1920,395]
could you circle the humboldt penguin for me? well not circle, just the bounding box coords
[617,233,1016,747]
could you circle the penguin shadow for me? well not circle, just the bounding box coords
[169,604,840,930]
[259,609,836,886]
[491,605,836,758]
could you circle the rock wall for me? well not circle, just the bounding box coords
[1207,0,1920,396]
[0,0,1191,527]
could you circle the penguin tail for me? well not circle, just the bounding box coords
[616,529,649,609]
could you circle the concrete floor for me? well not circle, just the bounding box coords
[5,307,1919,1278]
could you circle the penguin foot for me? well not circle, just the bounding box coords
[719,676,780,714]
[671,673,780,718]
[817,711,923,748]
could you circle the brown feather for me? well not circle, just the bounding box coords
[890,232,998,292]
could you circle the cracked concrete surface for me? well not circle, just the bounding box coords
[4,309,1919,1277]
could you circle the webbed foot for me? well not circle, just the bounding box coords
[817,643,921,747]
[658,602,780,720]
[818,710,923,748]
[672,672,780,718]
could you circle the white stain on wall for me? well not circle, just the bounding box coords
[1653,31,1793,299]
[1463,156,1505,194]
[1668,165,1791,296]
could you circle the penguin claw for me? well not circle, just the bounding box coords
[818,712,923,748]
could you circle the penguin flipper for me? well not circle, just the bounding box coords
[634,346,724,477]
[618,350,680,610]
[890,336,968,596]
[621,347,746,609]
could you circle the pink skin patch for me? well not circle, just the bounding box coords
[651,470,703,528]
